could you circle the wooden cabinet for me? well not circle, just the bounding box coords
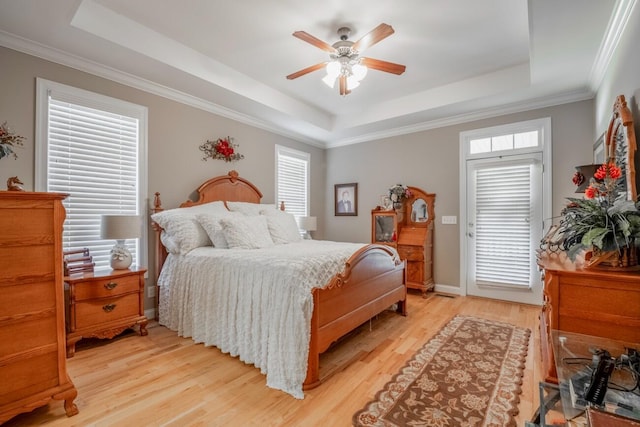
[0,192,78,424]
[371,210,398,246]
[65,267,148,357]
[372,187,435,296]
[537,253,640,383]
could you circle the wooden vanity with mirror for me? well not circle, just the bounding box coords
[372,186,436,296]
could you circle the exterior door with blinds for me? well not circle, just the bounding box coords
[466,154,543,305]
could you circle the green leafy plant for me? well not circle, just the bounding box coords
[559,162,640,260]
[0,122,25,160]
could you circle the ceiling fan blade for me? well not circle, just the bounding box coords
[292,31,336,53]
[352,23,395,52]
[361,57,406,75]
[339,75,350,96]
[286,62,328,80]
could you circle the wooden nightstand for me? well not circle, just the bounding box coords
[65,266,148,357]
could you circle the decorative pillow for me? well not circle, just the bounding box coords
[260,209,302,244]
[226,201,277,216]
[195,212,238,249]
[219,215,275,249]
[151,201,228,253]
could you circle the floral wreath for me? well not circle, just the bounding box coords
[199,136,244,162]
[0,121,25,161]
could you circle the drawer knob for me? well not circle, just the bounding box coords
[103,303,117,312]
[104,282,118,290]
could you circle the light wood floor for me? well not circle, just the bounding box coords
[6,292,543,426]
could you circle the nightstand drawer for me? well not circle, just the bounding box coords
[397,245,423,261]
[73,275,140,301]
[75,294,139,329]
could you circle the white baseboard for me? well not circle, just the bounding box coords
[144,308,156,320]
[433,284,462,296]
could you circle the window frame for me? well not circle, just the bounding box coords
[35,78,148,270]
[275,145,310,221]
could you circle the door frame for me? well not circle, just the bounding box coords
[458,117,552,303]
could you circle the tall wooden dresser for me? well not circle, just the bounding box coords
[537,253,640,384]
[372,186,435,296]
[0,192,78,423]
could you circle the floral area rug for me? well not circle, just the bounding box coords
[353,315,531,427]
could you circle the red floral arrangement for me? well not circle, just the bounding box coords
[584,163,622,201]
[199,136,244,162]
[559,161,640,261]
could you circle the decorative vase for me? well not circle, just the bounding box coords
[394,202,404,222]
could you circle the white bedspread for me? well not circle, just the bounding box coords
[158,240,366,398]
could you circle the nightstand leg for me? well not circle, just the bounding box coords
[139,319,148,336]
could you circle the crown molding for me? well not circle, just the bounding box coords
[0,30,325,148]
[326,89,594,148]
[589,0,637,91]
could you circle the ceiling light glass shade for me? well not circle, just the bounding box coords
[352,64,368,80]
[326,61,341,78]
[322,74,337,88]
[346,76,360,90]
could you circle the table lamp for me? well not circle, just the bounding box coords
[298,216,317,240]
[100,215,141,269]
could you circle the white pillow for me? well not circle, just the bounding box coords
[260,209,302,244]
[219,215,275,249]
[151,201,228,253]
[195,212,238,249]
[226,201,277,216]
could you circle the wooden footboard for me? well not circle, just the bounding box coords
[304,244,407,389]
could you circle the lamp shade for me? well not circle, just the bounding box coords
[100,215,141,240]
[298,216,317,231]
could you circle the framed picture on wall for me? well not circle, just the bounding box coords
[335,183,358,216]
[593,132,605,164]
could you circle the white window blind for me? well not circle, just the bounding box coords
[36,79,147,270]
[474,163,532,287]
[276,145,309,220]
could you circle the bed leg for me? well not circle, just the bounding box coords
[396,299,408,316]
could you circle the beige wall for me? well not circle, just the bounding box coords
[324,100,595,288]
[0,46,326,310]
[7,16,640,299]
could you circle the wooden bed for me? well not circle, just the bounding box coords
[152,170,407,391]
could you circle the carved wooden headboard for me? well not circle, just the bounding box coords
[151,170,268,280]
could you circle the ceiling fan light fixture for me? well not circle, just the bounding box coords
[322,73,337,88]
[326,61,341,78]
[346,75,360,90]
[352,63,368,80]
[288,23,405,96]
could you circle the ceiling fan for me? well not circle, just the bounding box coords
[286,23,406,96]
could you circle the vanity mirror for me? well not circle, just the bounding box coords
[411,198,429,223]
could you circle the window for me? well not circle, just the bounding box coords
[469,130,540,155]
[275,145,310,221]
[35,79,148,270]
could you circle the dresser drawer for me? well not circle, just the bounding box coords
[397,245,424,261]
[75,293,140,329]
[73,274,140,301]
[0,281,55,317]
[0,351,59,406]
[0,315,57,358]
